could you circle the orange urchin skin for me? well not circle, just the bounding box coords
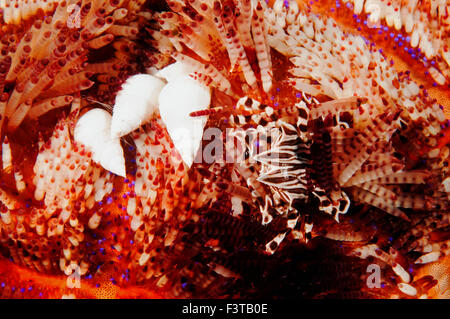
[0,259,163,298]
[414,255,450,298]
[0,0,449,300]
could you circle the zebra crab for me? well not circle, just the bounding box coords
[191,94,419,254]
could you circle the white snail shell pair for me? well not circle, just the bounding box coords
[74,62,211,177]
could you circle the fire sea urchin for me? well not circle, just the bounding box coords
[0,0,448,299]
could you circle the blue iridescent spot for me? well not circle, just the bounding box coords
[1,282,4,288]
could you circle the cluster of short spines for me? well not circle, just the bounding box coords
[0,0,151,137]
[0,0,60,25]
[0,117,121,283]
[340,0,450,84]
[148,0,280,96]
[119,119,218,293]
